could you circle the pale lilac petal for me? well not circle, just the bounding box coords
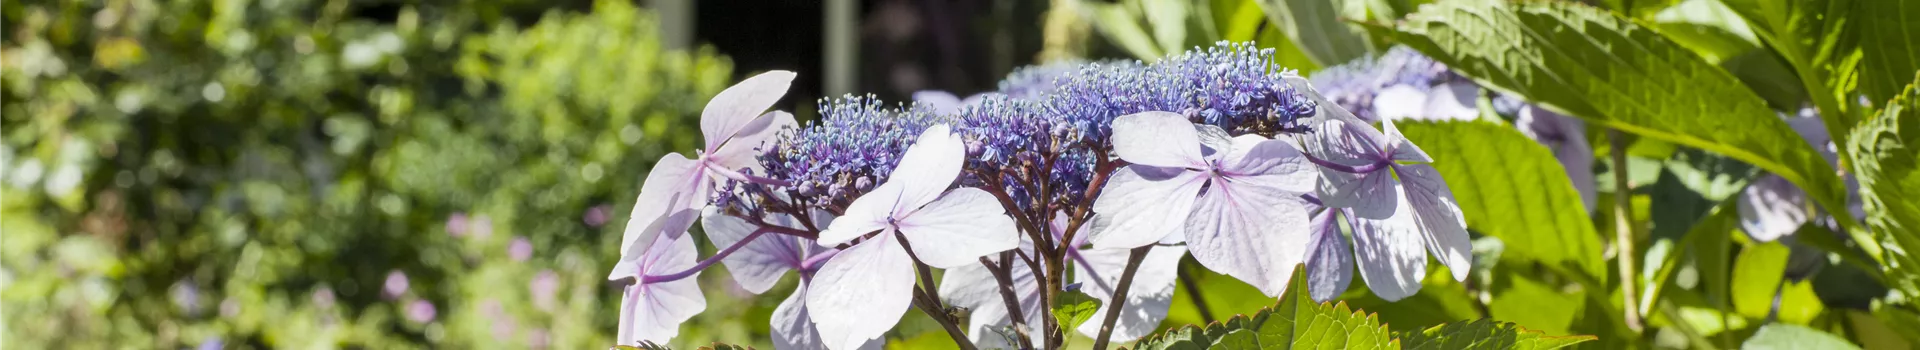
[886,124,967,215]
[1196,124,1234,161]
[1074,245,1185,341]
[1292,76,1389,167]
[774,284,884,350]
[1316,166,1399,219]
[807,232,916,350]
[1516,107,1595,212]
[939,257,1042,347]
[1111,111,1208,168]
[612,210,701,280]
[701,207,805,294]
[819,181,902,245]
[710,111,798,173]
[913,91,966,115]
[1221,135,1317,194]
[1305,208,1353,302]
[896,188,1020,269]
[1420,82,1481,121]
[1381,119,1433,163]
[1347,189,1428,301]
[619,154,706,262]
[1397,164,1471,281]
[703,70,796,152]
[616,234,707,344]
[1183,181,1314,297]
[1370,84,1430,121]
[1090,166,1208,249]
[1738,175,1810,242]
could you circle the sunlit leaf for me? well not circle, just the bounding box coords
[1367,1,1864,257]
[1847,73,1920,298]
[1399,121,1607,282]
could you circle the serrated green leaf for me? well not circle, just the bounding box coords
[1856,1,1920,106]
[1398,121,1607,282]
[1253,0,1373,66]
[1368,1,1866,260]
[1129,265,1396,349]
[1848,73,1920,298]
[1742,323,1861,350]
[1399,319,1597,350]
[1053,289,1103,332]
[1720,0,1861,143]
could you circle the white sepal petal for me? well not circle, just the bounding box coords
[1183,182,1314,297]
[702,207,805,294]
[1111,111,1208,168]
[807,232,916,350]
[703,71,796,152]
[1396,164,1471,281]
[1090,166,1207,249]
[1347,193,1428,301]
[895,188,1020,269]
[619,154,706,262]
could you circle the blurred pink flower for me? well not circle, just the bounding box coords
[448,212,471,237]
[509,237,533,261]
[312,286,337,309]
[528,329,551,350]
[472,215,493,239]
[405,300,437,323]
[383,271,409,299]
[531,270,559,312]
[584,205,611,228]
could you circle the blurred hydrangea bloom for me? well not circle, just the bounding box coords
[1308,46,1469,122]
[1737,109,1862,242]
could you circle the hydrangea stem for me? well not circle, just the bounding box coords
[1608,129,1643,332]
[1091,245,1152,350]
[899,232,980,350]
[640,228,767,284]
[983,254,1036,350]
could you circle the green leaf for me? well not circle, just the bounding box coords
[1398,319,1597,350]
[1252,0,1372,66]
[1367,1,1865,260]
[1856,1,1920,106]
[1212,0,1268,43]
[1398,121,1607,282]
[1643,195,1739,317]
[1730,242,1790,320]
[1488,275,1579,336]
[1847,74,1920,298]
[1719,0,1861,146]
[1088,2,1168,61]
[1053,289,1104,332]
[1130,265,1397,349]
[1142,0,1194,55]
[1741,323,1861,350]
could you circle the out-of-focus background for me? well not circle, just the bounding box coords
[3,0,1248,348]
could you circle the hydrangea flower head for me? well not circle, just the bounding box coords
[760,95,946,209]
[807,124,1019,350]
[1090,111,1318,297]
[617,70,798,267]
[1308,46,1469,122]
[1292,75,1471,300]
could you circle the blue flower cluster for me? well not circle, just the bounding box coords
[1307,46,1461,121]
[754,42,1317,215]
[758,95,947,208]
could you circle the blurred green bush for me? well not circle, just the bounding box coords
[2,0,736,348]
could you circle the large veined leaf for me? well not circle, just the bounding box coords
[1366,1,1864,259]
[1847,74,1920,297]
[1252,0,1372,66]
[1398,121,1606,282]
[1855,1,1919,106]
[1742,324,1861,350]
[1719,0,1862,143]
[1129,265,1397,349]
[1398,319,1596,350]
